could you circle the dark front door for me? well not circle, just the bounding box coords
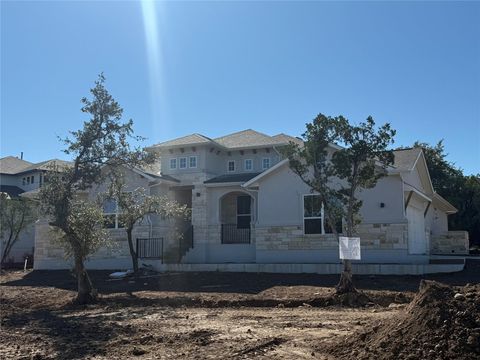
[236,195,251,229]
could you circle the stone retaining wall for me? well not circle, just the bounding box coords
[431,231,469,255]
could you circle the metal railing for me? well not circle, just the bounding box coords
[221,224,251,244]
[136,237,164,261]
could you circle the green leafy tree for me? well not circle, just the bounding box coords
[285,114,395,294]
[106,176,190,273]
[0,194,37,266]
[39,74,155,304]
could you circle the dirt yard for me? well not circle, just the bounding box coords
[1,260,479,359]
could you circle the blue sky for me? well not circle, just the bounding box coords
[1,1,479,174]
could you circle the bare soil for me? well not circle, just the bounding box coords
[1,260,479,359]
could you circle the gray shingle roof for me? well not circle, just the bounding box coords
[16,159,72,175]
[0,185,25,197]
[393,148,422,172]
[0,156,33,174]
[271,133,303,146]
[204,172,262,184]
[214,129,285,149]
[151,134,214,148]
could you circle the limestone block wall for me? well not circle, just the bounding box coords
[431,231,469,255]
[254,223,409,251]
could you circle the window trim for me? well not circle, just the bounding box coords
[227,160,235,172]
[103,198,124,229]
[179,157,187,169]
[302,194,325,235]
[262,157,271,170]
[244,159,253,171]
[169,158,177,170]
[189,156,198,168]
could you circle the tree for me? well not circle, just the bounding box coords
[331,116,395,293]
[39,74,155,304]
[285,114,395,294]
[0,194,37,266]
[106,176,189,273]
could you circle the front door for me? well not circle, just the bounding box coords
[236,196,251,229]
[407,203,426,254]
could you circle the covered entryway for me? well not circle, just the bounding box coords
[219,191,254,244]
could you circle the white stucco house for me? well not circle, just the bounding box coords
[31,129,469,274]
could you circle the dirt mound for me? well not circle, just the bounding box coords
[326,280,480,360]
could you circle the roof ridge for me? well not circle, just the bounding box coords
[214,129,271,140]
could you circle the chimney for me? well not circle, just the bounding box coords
[20,152,24,160]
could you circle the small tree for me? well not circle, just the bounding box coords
[0,194,37,266]
[39,74,154,304]
[106,176,189,273]
[286,114,395,294]
[332,116,395,293]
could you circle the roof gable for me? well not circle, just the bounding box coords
[214,129,284,149]
[151,133,214,148]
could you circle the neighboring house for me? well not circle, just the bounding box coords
[32,129,469,274]
[0,156,71,263]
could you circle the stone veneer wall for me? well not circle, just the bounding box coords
[254,223,409,251]
[34,218,179,269]
[431,231,469,255]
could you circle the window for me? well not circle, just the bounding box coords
[27,177,31,185]
[189,156,197,168]
[22,178,26,185]
[244,159,253,171]
[303,194,323,235]
[179,157,187,169]
[103,198,124,229]
[227,160,235,172]
[170,158,177,169]
[39,175,42,186]
[262,158,270,170]
[237,196,251,229]
[31,175,34,183]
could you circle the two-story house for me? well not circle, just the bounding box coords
[32,130,468,274]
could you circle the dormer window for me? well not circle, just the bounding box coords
[179,157,187,169]
[228,160,235,172]
[170,158,177,169]
[262,158,270,170]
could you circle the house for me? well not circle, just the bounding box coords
[32,130,469,274]
[0,156,71,263]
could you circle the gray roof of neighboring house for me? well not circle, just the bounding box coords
[392,148,422,172]
[204,172,262,184]
[0,156,33,174]
[15,159,73,175]
[151,134,214,148]
[0,185,25,197]
[214,129,287,149]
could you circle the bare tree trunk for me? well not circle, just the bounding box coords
[336,199,357,294]
[127,228,138,273]
[74,255,95,304]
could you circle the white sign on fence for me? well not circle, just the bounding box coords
[339,237,361,260]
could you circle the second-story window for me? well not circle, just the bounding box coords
[170,158,177,169]
[31,175,34,183]
[189,156,197,168]
[245,159,253,171]
[22,178,26,185]
[228,160,235,172]
[27,177,31,185]
[179,157,187,169]
[262,158,270,170]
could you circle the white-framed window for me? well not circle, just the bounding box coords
[244,159,253,171]
[27,177,31,185]
[22,178,26,185]
[227,160,235,172]
[189,156,197,168]
[303,194,324,235]
[170,158,177,169]
[262,158,270,170]
[103,198,124,229]
[179,157,187,169]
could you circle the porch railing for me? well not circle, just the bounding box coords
[221,224,251,244]
[136,237,164,262]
